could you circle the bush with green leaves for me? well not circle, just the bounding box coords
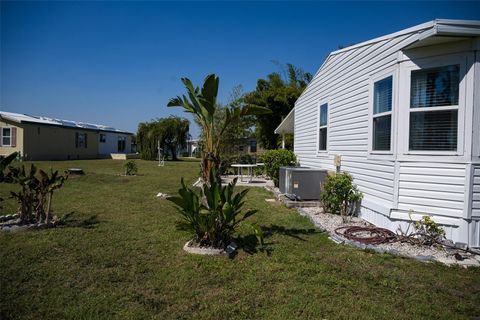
[320,172,363,221]
[167,169,259,248]
[7,164,67,223]
[124,160,138,176]
[261,149,296,186]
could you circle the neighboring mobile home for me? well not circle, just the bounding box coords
[275,19,480,246]
[0,111,134,160]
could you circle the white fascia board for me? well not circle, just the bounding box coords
[330,20,436,56]
[331,19,480,56]
[436,19,480,27]
[436,25,480,37]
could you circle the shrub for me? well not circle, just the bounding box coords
[167,169,259,248]
[261,149,296,186]
[413,215,445,246]
[124,160,138,176]
[320,172,363,221]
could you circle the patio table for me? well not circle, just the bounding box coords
[231,164,257,183]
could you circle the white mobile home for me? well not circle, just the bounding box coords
[275,20,480,246]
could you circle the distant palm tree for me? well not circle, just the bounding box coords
[168,74,269,182]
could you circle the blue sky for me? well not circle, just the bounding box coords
[1,1,479,137]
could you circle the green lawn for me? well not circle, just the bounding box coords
[1,159,479,319]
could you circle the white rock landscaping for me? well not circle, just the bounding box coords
[298,207,480,267]
[183,240,226,256]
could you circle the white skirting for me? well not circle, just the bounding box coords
[359,205,480,248]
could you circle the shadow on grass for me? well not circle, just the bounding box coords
[262,225,319,241]
[235,224,320,256]
[58,212,99,229]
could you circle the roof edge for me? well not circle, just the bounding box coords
[274,108,295,134]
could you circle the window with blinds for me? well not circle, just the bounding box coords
[409,65,460,151]
[410,65,459,109]
[372,76,392,151]
[319,103,328,151]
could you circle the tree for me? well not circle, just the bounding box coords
[196,85,255,156]
[243,63,312,149]
[158,116,189,160]
[137,116,189,161]
[168,74,270,182]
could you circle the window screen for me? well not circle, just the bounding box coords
[410,65,459,109]
[319,104,328,151]
[409,110,458,151]
[409,64,459,151]
[372,76,392,151]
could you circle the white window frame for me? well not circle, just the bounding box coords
[367,69,397,159]
[316,101,329,155]
[473,48,480,160]
[397,53,467,159]
[2,127,12,147]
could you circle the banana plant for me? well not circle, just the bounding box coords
[36,169,68,223]
[168,74,270,183]
[9,164,39,223]
[0,152,18,183]
[0,152,18,213]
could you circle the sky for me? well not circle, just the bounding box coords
[1,1,479,138]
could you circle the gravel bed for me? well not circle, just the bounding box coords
[0,215,58,232]
[299,207,480,267]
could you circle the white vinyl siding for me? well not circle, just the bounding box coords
[472,165,480,217]
[398,162,466,217]
[294,33,418,210]
[294,32,473,223]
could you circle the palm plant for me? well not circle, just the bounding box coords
[168,74,270,182]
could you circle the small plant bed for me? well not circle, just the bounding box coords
[66,168,84,176]
[183,239,226,256]
[0,214,60,232]
[299,207,480,267]
[167,169,263,256]
[1,154,68,233]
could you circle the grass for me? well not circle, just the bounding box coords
[1,159,480,319]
